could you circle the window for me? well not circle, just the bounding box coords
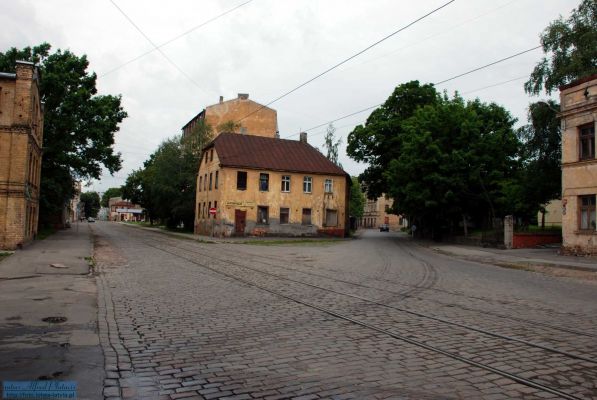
[259,173,269,191]
[325,209,338,227]
[281,175,291,192]
[205,153,208,164]
[280,207,289,224]
[580,124,595,160]
[215,170,219,189]
[199,176,202,192]
[204,174,207,191]
[214,201,217,213]
[303,176,312,193]
[237,171,247,190]
[209,173,213,190]
[257,206,269,224]
[324,179,333,193]
[208,201,211,218]
[210,149,214,161]
[302,208,312,225]
[579,195,596,230]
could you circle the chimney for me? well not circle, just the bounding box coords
[219,96,223,104]
[299,132,307,143]
[238,93,249,100]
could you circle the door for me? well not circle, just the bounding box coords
[234,209,246,235]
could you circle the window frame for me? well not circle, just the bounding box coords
[579,124,595,161]
[579,195,596,231]
[215,170,219,189]
[199,176,202,192]
[303,176,312,193]
[257,206,269,225]
[280,207,290,224]
[209,172,213,191]
[281,175,291,192]
[237,171,247,191]
[324,178,333,193]
[259,173,269,191]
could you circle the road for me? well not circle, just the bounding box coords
[91,222,597,400]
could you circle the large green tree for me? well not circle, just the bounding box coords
[0,43,126,225]
[123,121,212,229]
[347,81,438,199]
[101,187,123,207]
[80,191,100,218]
[525,0,597,95]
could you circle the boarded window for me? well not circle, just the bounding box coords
[237,171,247,190]
[325,209,338,227]
[280,207,289,224]
[302,208,312,225]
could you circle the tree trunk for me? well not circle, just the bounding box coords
[463,214,468,237]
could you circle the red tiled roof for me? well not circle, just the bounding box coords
[208,133,347,176]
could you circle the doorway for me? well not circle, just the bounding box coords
[234,209,246,235]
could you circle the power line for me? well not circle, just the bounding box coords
[236,0,456,124]
[282,45,541,139]
[100,0,253,77]
[109,0,206,92]
[461,75,527,95]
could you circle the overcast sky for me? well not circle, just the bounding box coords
[1,0,578,194]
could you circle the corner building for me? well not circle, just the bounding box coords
[560,74,597,255]
[0,61,44,249]
[195,133,350,237]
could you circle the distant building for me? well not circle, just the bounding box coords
[559,74,597,255]
[108,197,144,222]
[0,61,44,249]
[537,199,562,228]
[182,93,278,140]
[195,132,350,237]
[359,195,407,231]
[69,181,82,222]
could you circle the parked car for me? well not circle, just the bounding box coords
[87,217,95,223]
[379,224,389,232]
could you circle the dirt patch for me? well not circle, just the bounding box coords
[494,262,597,282]
[92,234,128,267]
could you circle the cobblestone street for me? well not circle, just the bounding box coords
[92,222,597,400]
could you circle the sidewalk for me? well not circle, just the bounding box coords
[0,222,102,400]
[426,243,597,272]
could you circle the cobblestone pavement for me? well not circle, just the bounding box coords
[91,222,597,400]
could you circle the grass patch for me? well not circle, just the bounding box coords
[515,225,561,233]
[36,226,57,240]
[0,252,12,262]
[235,238,341,246]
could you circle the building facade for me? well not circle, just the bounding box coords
[195,133,349,237]
[182,93,278,139]
[359,195,406,231]
[560,74,597,255]
[108,197,144,222]
[0,61,44,249]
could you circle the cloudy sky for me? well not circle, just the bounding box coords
[1,0,578,194]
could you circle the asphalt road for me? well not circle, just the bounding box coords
[91,222,597,400]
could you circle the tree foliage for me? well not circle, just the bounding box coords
[0,43,126,223]
[101,187,123,207]
[347,81,438,199]
[349,176,365,218]
[323,123,342,168]
[123,121,212,229]
[80,191,100,218]
[525,0,597,95]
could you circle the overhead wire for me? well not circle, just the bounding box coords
[282,45,541,139]
[235,0,457,124]
[100,0,253,77]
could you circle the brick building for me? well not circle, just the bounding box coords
[182,93,277,139]
[195,132,350,237]
[560,74,597,255]
[0,61,44,249]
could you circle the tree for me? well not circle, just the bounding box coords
[101,187,123,207]
[384,93,520,239]
[347,81,438,199]
[80,191,100,218]
[525,0,597,95]
[323,123,343,168]
[515,100,562,227]
[216,120,241,134]
[349,177,365,218]
[0,43,126,225]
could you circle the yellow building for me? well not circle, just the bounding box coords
[195,132,349,237]
[182,93,277,139]
[560,74,597,255]
[0,61,44,249]
[359,194,406,231]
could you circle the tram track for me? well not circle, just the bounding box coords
[136,235,595,400]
